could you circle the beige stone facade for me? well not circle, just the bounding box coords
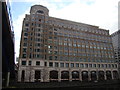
[18,5,119,82]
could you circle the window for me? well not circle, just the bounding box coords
[101,64,104,68]
[48,45,52,49]
[54,28,57,31]
[24,38,27,41]
[23,43,27,46]
[54,32,57,35]
[54,51,57,54]
[24,32,28,36]
[66,63,69,67]
[80,63,84,68]
[55,62,59,67]
[48,51,52,54]
[23,48,27,52]
[108,64,111,68]
[89,64,92,68]
[76,63,79,67]
[49,56,52,60]
[49,62,53,67]
[54,56,57,60]
[36,61,40,65]
[98,64,100,68]
[85,64,88,68]
[22,61,26,65]
[49,36,52,39]
[45,62,47,66]
[93,64,96,68]
[60,63,64,67]
[25,23,29,27]
[29,61,32,66]
[115,64,117,68]
[71,63,74,68]
[37,10,44,13]
[22,54,26,58]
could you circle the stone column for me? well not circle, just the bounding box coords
[31,70,35,82]
[58,70,61,82]
[79,69,82,81]
[69,70,72,81]
[111,71,114,80]
[41,69,44,82]
[96,70,99,81]
[18,70,21,82]
[25,69,29,82]
[44,69,49,82]
[88,70,91,81]
[104,71,107,80]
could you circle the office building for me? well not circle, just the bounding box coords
[18,5,119,82]
[111,30,120,79]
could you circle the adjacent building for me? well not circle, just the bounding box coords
[18,5,119,82]
[111,30,120,79]
[2,0,15,87]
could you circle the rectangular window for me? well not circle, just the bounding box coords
[22,54,26,58]
[55,62,59,67]
[49,56,52,60]
[66,63,69,67]
[60,63,64,67]
[48,45,52,49]
[80,63,84,68]
[54,56,57,60]
[98,64,100,68]
[23,48,27,52]
[24,38,27,41]
[71,63,74,68]
[49,62,53,67]
[101,64,104,68]
[45,62,47,66]
[93,64,96,68]
[25,23,29,26]
[89,64,92,68]
[76,63,79,67]
[85,64,88,68]
[29,61,32,66]
[23,43,27,46]
[22,61,26,65]
[36,61,40,65]
[24,32,28,36]
[54,51,57,54]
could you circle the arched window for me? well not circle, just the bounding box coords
[37,10,44,14]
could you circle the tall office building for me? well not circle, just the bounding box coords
[18,5,119,82]
[111,30,120,79]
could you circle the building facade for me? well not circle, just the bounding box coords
[18,5,119,82]
[111,30,120,79]
[2,0,15,87]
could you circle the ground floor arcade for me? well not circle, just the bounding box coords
[18,67,119,82]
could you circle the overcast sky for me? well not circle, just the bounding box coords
[9,0,119,63]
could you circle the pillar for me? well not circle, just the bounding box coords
[111,71,114,80]
[79,70,82,81]
[69,70,72,81]
[96,70,99,81]
[88,70,91,81]
[58,70,61,82]
[18,70,21,82]
[31,70,35,82]
[104,71,107,80]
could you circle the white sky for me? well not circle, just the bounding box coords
[10,0,119,63]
